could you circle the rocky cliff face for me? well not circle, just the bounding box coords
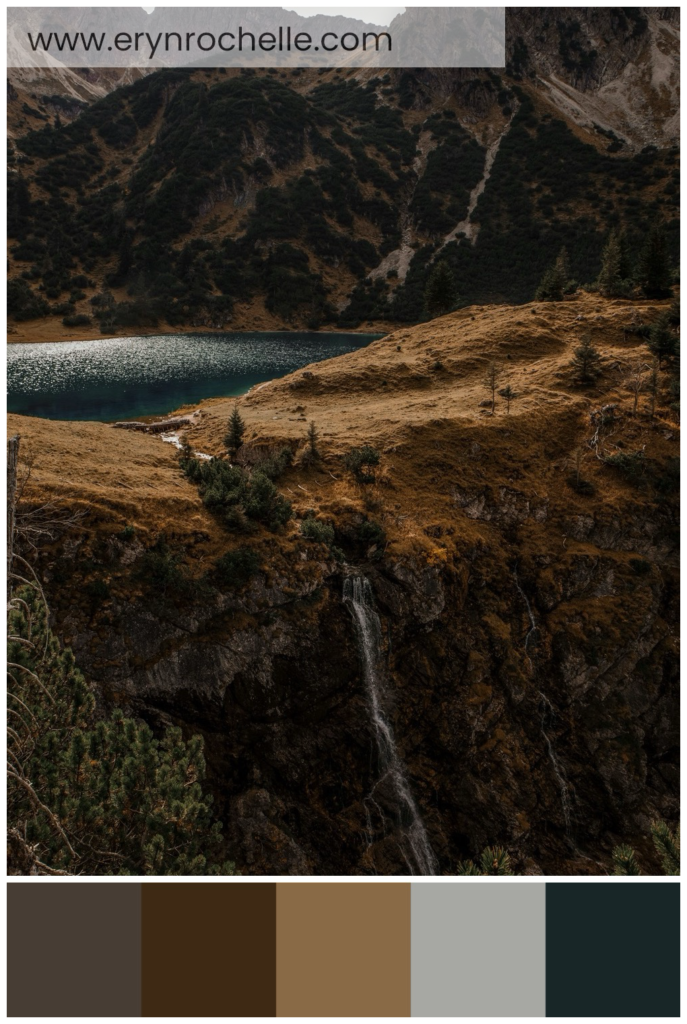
[49,491,678,876]
[507,7,680,148]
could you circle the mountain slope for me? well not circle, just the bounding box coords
[7,9,679,338]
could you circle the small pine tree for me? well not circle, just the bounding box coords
[456,859,483,876]
[617,231,632,281]
[225,403,245,457]
[484,362,499,414]
[306,421,319,459]
[597,230,626,297]
[667,294,680,327]
[651,819,680,875]
[571,333,602,384]
[646,357,660,418]
[424,261,457,320]
[611,819,679,876]
[536,264,565,302]
[479,846,514,875]
[647,312,678,368]
[344,445,381,483]
[499,384,515,414]
[613,844,641,875]
[8,587,235,876]
[536,247,570,301]
[457,846,514,875]
[625,357,646,415]
[555,246,571,285]
[636,226,673,298]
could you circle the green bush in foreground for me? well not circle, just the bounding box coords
[182,455,292,530]
[613,820,679,876]
[8,587,235,875]
[344,445,381,484]
[457,846,514,875]
[300,515,335,545]
[214,546,261,587]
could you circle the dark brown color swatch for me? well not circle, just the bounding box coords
[276,882,411,1016]
[141,882,276,1016]
[7,882,142,1017]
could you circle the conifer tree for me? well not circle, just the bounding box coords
[636,226,673,298]
[424,261,457,319]
[555,246,571,284]
[306,421,320,459]
[651,819,680,875]
[597,230,626,297]
[613,844,641,875]
[484,362,499,414]
[625,357,646,415]
[611,819,679,876]
[456,859,483,876]
[535,264,565,302]
[457,846,514,875]
[225,403,245,457]
[499,384,515,414]
[479,846,514,875]
[8,587,235,876]
[535,247,570,301]
[667,294,680,327]
[617,231,632,281]
[647,311,678,368]
[571,333,602,383]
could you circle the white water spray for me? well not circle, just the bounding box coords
[343,576,438,875]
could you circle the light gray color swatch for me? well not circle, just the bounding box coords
[411,882,546,1017]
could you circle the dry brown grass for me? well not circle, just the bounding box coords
[8,293,678,576]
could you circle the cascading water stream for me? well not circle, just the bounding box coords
[538,693,573,836]
[343,576,438,875]
[514,567,574,842]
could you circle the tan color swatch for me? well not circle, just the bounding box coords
[276,882,410,1017]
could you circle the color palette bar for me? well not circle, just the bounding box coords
[7,882,680,1017]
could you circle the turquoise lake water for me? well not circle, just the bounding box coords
[7,331,380,422]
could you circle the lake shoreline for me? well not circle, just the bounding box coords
[8,329,382,423]
[7,318,396,346]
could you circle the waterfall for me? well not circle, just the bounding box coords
[538,693,573,837]
[513,567,574,842]
[513,565,539,673]
[343,576,438,875]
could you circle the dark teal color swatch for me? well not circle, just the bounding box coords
[546,882,680,1017]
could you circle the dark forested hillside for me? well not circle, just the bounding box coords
[7,9,680,334]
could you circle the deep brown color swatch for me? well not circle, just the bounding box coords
[276,882,411,1016]
[7,882,142,1017]
[141,882,276,1016]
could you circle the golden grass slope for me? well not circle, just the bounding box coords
[8,293,678,567]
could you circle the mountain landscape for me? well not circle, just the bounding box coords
[8,292,680,874]
[8,8,680,338]
[7,8,680,875]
